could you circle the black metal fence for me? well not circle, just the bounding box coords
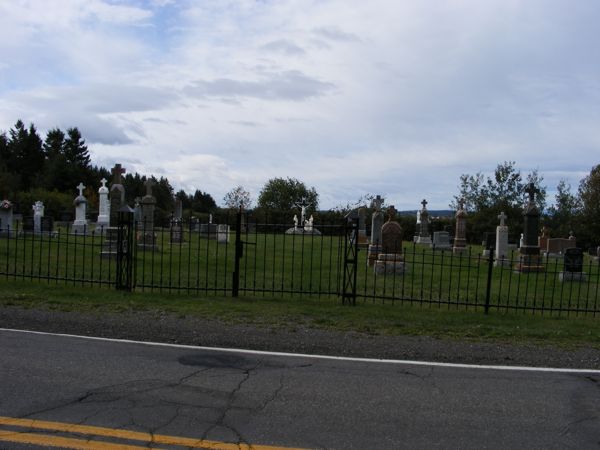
[0,213,599,317]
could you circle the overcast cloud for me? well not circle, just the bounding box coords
[1,0,599,210]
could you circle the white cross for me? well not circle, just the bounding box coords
[100,178,107,188]
[498,211,507,227]
[372,195,384,211]
[77,182,85,196]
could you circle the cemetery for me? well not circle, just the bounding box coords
[0,153,599,317]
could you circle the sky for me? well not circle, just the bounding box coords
[1,0,599,210]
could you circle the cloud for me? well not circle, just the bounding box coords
[183,71,335,102]
[261,39,306,56]
[313,26,361,42]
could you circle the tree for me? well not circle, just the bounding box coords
[191,189,217,213]
[578,164,600,244]
[7,120,44,191]
[223,186,252,210]
[257,177,318,211]
[546,179,580,238]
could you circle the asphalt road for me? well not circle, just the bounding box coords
[0,329,599,449]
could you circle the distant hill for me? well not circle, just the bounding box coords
[399,210,454,218]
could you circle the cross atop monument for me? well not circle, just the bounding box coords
[371,195,384,211]
[387,205,397,221]
[111,164,126,185]
[498,211,507,227]
[525,182,538,203]
[76,182,85,197]
[144,178,155,197]
[458,198,465,211]
[421,199,428,210]
[100,178,107,188]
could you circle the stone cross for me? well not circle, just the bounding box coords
[498,211,507,227]
[144,178,155,197]
[387,205,397,221]
[421,199,428,210]
[372,195,384,211]
[111,164,126,185]
[77,182,85,197]
[100,178,107,188]
[525,182,538,203]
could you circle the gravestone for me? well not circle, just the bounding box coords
[538,226,550,254]
[97,178,110,230]
[432,231,451,250]
[170,198,184,244]
[109,164,126,227]
[559,247,586,282]
[482,232,496,257]
[494,211,510,267]
[0,200,14,237]
[368,195,384,266]
[415,199,432,245]
[516,183,544,273]
[357,207,368,247]
[374,206,405,275]
[138,178,159,251]
[32,201,44,235]
[72,182,88,234]
[217,224,230,244]
[546,238,576,257]
[452,199,467,254]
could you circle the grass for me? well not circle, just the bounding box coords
[1,280,599,349]
[0,226,599,316]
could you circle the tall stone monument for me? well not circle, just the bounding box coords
[72,182,88,234]
[494,211,510,267]
[415,199,432,245]
[368,195,385,267]
[357,207,368,247]
[170,196,184,244]
[138,178,159,251]
[109,164,126,227]
[452,199,467,254]
[516,183,544,272]
[0,199,14,237]
[97,178,110,230]
[374,205,405,275]
[33,201,44,235]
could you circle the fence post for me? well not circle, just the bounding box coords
[341,217,359,306]
[116,207,134,291]
[484,245,494,314]
[232,210,242,297]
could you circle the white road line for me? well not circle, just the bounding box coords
[1,327,599,374]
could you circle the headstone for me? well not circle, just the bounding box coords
[174,198,183,220]
[374,206,405,275]
[32,201,44,235]
[138,178,159,251]
[482,232,496,257]
[431,231,451,250]
[109,163,126,227]
[367,196,385,266]
[538,226,550,254]
[170,197,185,244]
[97,178,110,230]
[559,247,586,282]
[217,224,230,244]
[494,211,510,267]
[452,199,467,254]
[415,199,432,245]
[357,207,368,247]
[546,238,576,257]
[0,200,14,237]
[72,182,88,234]
[516,183,544,273]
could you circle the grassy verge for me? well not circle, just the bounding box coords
[0,280,599,349]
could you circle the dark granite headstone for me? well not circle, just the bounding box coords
[563,248,583,273]
[41,216,53,233]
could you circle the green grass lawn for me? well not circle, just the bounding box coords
[0,280,599,349]
[0,227,599,316]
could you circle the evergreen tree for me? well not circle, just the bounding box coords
[578,164,600,244]
[41,128,67,191]
[8,120,45,191]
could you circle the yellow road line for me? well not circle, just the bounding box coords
[0,429,155,450]
[0,416,309,450]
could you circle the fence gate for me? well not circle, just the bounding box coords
[341,217,359,305]
[116,208,134,291]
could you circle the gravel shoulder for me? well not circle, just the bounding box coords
[2,305,600,370]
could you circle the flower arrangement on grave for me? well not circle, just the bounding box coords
[1,200,13,210]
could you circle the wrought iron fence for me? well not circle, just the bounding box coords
[0,213,599,317]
